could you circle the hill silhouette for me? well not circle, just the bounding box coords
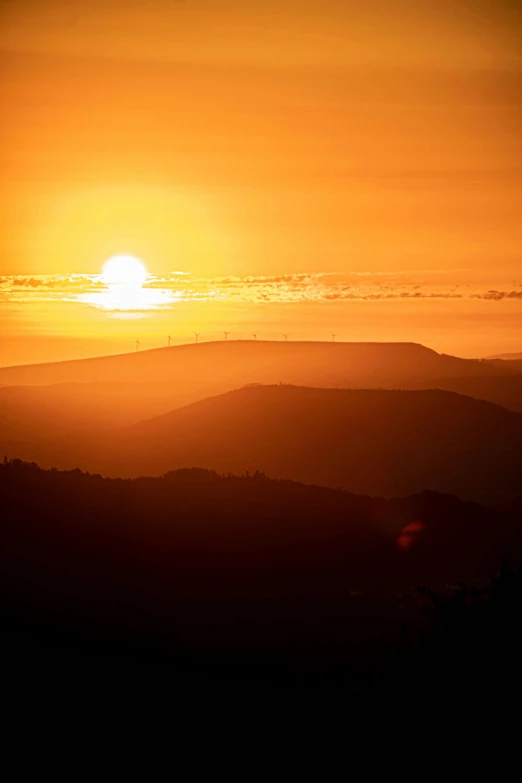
[415,374,522,413]
[3,384,521,509]
[1,343,522,444]
[485,352,522,362]
[2,458,521,690]
[0,341,476,387]
[98,385,522,509]
[0,340,519,386]
[0,381,196,437]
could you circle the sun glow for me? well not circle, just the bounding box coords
[78,254,175,313]
[102,255,148,287]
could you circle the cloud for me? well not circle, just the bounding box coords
[473,290,522,301]
[1,272,521,310]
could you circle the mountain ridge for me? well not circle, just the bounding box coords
[0,340,507,388]
[92,385,522,509]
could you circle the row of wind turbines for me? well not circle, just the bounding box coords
[135,331,338,351]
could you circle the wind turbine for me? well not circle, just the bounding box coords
[252,333,258,340]
[223,330,230,341]
[331,332,337,343]
[194,332,201,344]
[136,339,141,352]
[167,335,172,347]
[282,333,289,341]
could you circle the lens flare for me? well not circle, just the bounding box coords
[397,521,425,551]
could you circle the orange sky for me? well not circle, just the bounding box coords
[0,0,521,363]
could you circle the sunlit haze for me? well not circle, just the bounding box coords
[2,0,522,695]
[1,0,521,364]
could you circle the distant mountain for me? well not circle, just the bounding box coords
[104,385,522,509]
[2,341,522,435]
[0,381,200,437]
[0,340,513,390]
[484,352,522,361]
[415,375,522,413]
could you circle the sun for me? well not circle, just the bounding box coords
[102,255,147,287]
[85,253,166,311]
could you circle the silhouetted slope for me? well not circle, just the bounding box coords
[3,341,522,435]
[3,372,522,477]
[484,353,522,362]
[417,375,522,413]
[0,381,201,437]
[110,386,522,507]
[1,460,518,657]
[481,358,522,378]
[0,340,511,389]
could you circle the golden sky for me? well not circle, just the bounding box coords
[0,0,521,362]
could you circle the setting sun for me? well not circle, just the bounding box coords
[1,0,522,697]
[102,255,148,287]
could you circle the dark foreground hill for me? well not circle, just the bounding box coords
[103,385,522,510]
[2,459,521,693]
